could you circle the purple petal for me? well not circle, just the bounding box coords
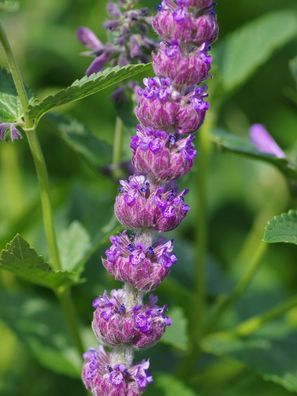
[250,124,286,159]
[0,123,9,140]
[10,124,22,141]
[77,27,103,51]
[86,53,110,76]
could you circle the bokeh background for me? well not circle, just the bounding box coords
[0,0,297,395]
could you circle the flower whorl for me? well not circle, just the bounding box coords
[82,1,218,394]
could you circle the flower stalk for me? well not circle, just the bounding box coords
[82,0,218,394]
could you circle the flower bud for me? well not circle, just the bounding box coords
[103,231,177,291]
[115,175,190,231]
[92,291,171,348]
[82,347,153,396]
[153,41,212,86]
[131,126,196,182]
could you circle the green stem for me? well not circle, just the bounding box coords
[57,289,85,356]
[0,22,85,355]
[204,242,267,332]
[205,294,297,342]
[112,116,124,178]
[193,110,215,342]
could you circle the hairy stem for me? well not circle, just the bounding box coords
[0,22,85,356]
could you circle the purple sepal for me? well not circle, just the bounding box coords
[82,346,153,395]
[115,175,190,232]
[131,125,196,182]
[250,124,286,159]
[92,290,171,348]
[0,123,22,142]
[103,231,177,291]
[136,77,209,134]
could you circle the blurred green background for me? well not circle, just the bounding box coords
[0,0,297,395]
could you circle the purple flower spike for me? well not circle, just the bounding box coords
[92,290,171,348]
[0,123,22,142]
[131,125,196,182]
[103,231,177,291]
[115,175,190,231]
[82,346,152,396]
[153,41,212,86]
[250,124,286,159]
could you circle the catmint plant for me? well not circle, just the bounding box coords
[82,0,218,394]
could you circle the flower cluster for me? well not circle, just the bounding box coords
[82,1,218,394]
[0,122,22,142]
[77,0,156,76]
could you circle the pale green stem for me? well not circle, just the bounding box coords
[0,22,84,357]
[112,116,124,178]
[204,294,297,342]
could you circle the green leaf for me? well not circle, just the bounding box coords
[289,55,297,87]
[0,67,22,122]
[0,290,81,378]
[263,210,297,245]
[219,10,297,92]
[161,307,188,351]
[0,234,78,290]
[203,332,297,393]
[46,114,112,169]
[59,221,91,274]
[0,0,19,12]
[211,129,297,181]
[28,63,152,124]
[156,374,198,396]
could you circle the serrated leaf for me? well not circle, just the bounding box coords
[263,210,297,245]
[28,63,152,124]
[161,307,188,351]
[212,129,297,181]
[0,234,78,290]
[203,332,297,393]
[156,374,198,396]
[0,0,19,12]
[59,221,91,274]
[0,290,81,378]
[46,114,112,169]
[218,10,297,92]
[0,67,23,122]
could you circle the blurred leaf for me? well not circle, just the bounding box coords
[264,210,297,245]
[156,374,198,396]
[161,307,188,351]
[28,63,152,124]
[59,221,91,274]
[0,68,22,122]
[0,290,81,378]
[212,129,297,181]
[0,234,78,290]
[47,114,112,169]
[289,55,297,87]
[219,10,297,92]
[114,88,138,127]
[203,331,297,393]
[0,0,19,12]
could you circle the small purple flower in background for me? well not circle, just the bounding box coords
[81,1,218,394]
[0,122,22,142]
[77,0,156,76]
[250,124,286,159]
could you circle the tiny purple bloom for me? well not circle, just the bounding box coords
[77,27,103,52]
[131,125,196,182]
[115,175,190,231]
[103,231,177,291]
[250,124,286,159]
[82,346,152,395]
[92,290,171,348]
[0,123,22,142]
